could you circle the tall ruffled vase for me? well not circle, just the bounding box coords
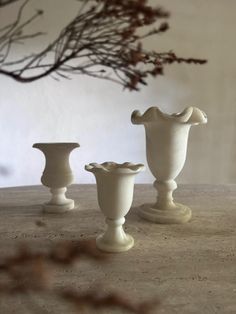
[131,106,207,224]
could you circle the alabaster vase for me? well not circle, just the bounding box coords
[33,142,79,213]
[131,106,207,224]
[85,162,145,253]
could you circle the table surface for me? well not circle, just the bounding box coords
[0,184,235,314]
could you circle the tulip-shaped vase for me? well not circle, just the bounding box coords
[131,106,207,224]
[85,162,145,253]
[33,142,79,213]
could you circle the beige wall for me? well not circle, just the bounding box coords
[0,0,235,186]
[153,0,236,183]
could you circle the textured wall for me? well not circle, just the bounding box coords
[0,0,235,187]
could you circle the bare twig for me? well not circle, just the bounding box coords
[0,0,20,7]
[0,0,206,90]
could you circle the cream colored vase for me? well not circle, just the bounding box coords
[33,142,79,213]
[131,106,207,224]
[85,162,145,253]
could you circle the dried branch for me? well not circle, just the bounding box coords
[0,0,43,66]
[0,241,159,313]
[0,0,20,7]
[61,289,159,314]
[0,0,206,90]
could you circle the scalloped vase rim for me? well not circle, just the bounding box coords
[131,106,207,124]
[85,162,145,174]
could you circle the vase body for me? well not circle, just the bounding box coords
[33,142,79,213]
[131,106,207,224]
[85,162,144,252]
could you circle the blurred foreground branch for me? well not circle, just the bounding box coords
[0,240,159,313]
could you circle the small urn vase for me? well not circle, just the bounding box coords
[85,162,145,253]
[131,106,207,224]
[33,142,79,213]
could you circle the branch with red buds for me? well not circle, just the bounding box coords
[0,0,206,90]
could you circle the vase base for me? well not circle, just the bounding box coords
[96,234,134,253]
[138,203,192,224]
[43,199,75,213]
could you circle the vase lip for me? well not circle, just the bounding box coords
[33,142,80,149]
[131,106,207,125]
[85,162,145,174]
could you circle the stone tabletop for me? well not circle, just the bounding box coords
[0,184,235,313]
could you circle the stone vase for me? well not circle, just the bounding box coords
[131,106,207,224]
[85,162,145,253]
[33,142,79,213]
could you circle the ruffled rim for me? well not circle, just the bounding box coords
[131,106,207,125]
[85,162,145,174]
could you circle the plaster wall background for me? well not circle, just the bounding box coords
[0,0,235,187]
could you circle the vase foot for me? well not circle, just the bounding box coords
[96,234,134,253]
[43,199,75,213]
[138,203,192,224]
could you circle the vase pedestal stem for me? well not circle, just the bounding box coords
[154,180,177,210]
[96,217,134,253]
[43,188,75,213]
[139,180,192,223]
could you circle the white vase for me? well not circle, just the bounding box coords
[131,106,207,224]
[85,162,145,253]
[33,142,79,213]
